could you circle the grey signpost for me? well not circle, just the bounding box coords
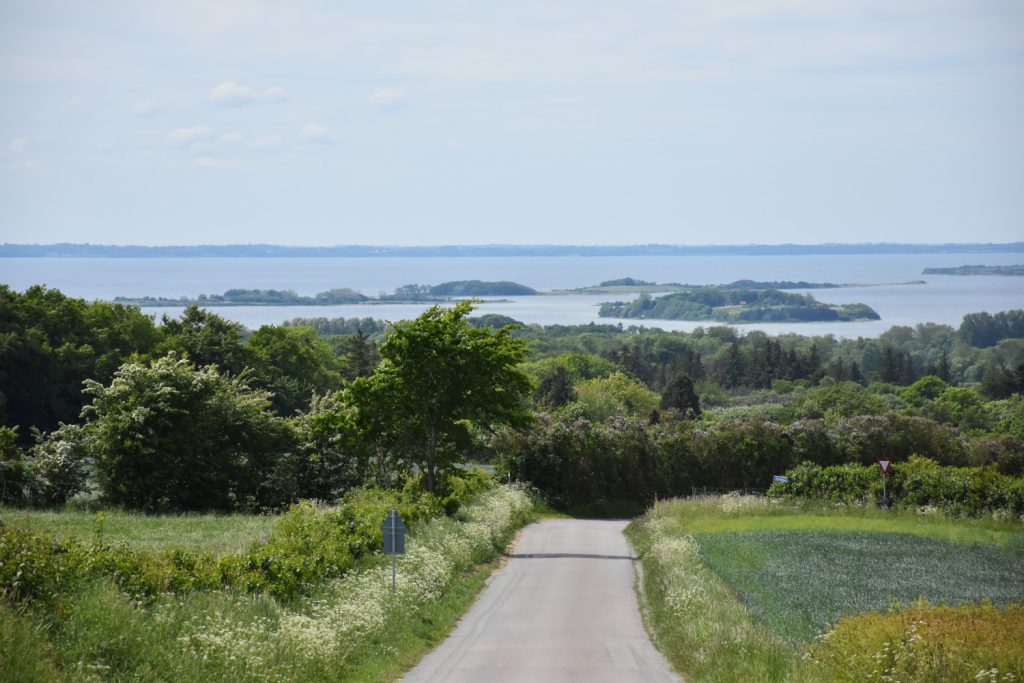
[382,508,406,594]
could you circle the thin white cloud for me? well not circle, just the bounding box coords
[300,123,329,142]
[132,99,157,116]
[168,125,214,146]
[9,137,28,154]
[368,88,408,112]
[217,132,282,148]
[192,156,240,169]
[209,81,286,106]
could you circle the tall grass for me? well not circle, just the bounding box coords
[0,506,276,555]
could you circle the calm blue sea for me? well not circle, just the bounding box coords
[2,253,1022,338]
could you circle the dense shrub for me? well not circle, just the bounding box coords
[26,423,92,506]
[85,355,296,512]
[769,458,1024,517]
[831,412,966,465]
[691,419,796,489]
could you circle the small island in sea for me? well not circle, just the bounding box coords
[555,278,845,295]
[922,265,1024,276]
[112,280,538,306]
[598,287,880,323]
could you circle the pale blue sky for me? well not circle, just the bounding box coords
[1,1,1022,246]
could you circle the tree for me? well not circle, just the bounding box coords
[343,328,379,381]
[159,305,250,374]
[0,285,163,441]
[347,302,531,492]
[84,354,293,511]
[660,373,701,417]
[535,366,575,407]
[574,372,660,422]
[245,325,344,415]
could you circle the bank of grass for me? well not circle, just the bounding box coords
[1,484,533,682]
[627,495,1024,682]
[0,506,276,555]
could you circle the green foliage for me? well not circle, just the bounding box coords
[770,458,1024,517]
[574,371,660,421]
[660,373,701,416]
[281,392,367,502]
[84,354,295,512]
[245,325,344,415]
[347,302,531,492]
[0,285,163,439]
[158,304,250,374]
[0,427,25,504]
[25,423,91,506]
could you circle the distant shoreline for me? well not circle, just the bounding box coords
[3,242,1023,258]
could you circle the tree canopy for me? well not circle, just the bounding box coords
[347,301,531,492]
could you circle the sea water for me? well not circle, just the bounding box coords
[2,252,1022,338]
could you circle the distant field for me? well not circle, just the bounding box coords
[0,506,277,555]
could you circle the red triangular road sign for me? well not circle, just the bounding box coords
[878,459,892,475]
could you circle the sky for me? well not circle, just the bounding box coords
[0,1,1022,247]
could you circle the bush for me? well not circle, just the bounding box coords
[26,423,91,506]
[85,355,296,512]
[769,458,1024,517]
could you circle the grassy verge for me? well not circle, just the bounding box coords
[1,484,533,682]
[0,506,276,555]
[628,494,1024,682]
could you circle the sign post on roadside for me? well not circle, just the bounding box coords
[382,508,406,594]
[877,459,892,509]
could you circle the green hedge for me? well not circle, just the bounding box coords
[0,481,484,607]
[768,457,1024,517]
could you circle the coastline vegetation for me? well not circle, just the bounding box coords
[111,280,537,307]
[599,288,880,323]
[923,264,1024,276]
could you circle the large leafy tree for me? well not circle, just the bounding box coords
[348,301,531,492]
[245,325,344,415]
[0,285,163,440]
[159,304,250,374]
[84,354,293,511]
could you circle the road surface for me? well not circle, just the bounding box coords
[400,519,681,683]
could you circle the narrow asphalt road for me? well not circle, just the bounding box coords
[400,519,681,683]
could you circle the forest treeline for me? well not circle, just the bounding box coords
[1,283,1023,513]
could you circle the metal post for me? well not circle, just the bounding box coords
[390,510,397,594]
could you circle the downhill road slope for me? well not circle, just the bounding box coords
[401,519,681,683]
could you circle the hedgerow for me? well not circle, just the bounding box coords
[0,479,481,606]
[768,457,1024,517]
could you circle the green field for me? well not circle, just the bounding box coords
[628,496,1024,682]
[0,506,277,555]
[696,530,1024,642]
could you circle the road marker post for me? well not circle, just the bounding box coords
[382,508,406,594]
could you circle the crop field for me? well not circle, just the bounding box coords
[696,530,1024,642]
[628,495,1024,682]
